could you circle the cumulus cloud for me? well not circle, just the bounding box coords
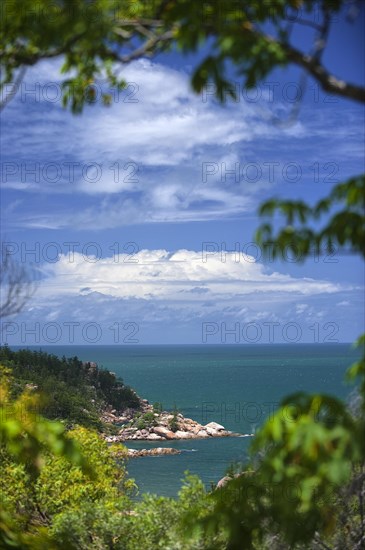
[4,248,359,344]
[36,249,342,303]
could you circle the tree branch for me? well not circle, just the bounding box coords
[0,66,26,112]
[0,248,37,319]
[0,32,87,68]
[283,16,323,32]
[248,23,365,104]
[314,533,333,550]
[284,43,365,103]
[1,12,363,106]
[109,28,175,63]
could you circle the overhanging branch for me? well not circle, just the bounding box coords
[284,42,365,103]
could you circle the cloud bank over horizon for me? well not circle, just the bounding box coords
[1,248,361,345]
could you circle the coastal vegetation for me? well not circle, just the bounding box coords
[0,346,141,430]
[1,0,364,548]
[169,404,180,433]
[1,344,364,548]
[0,358,222,549]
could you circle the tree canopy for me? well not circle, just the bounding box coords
[1,0,364,113]
[1,1,364,548]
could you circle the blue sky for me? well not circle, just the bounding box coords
[1,7,364,345]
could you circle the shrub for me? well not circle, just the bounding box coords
[153,402,163,414]
[169,405,179,433]
[142,412,157,426]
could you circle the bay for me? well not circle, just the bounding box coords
[16,343,359,497]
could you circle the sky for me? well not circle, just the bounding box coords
[1,4,364,345]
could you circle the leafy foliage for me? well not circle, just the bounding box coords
[0,365,138,548]
[153,401,163,414]
[1,2,365,548]
[133,411,157,430]
[0,346,141,429]
[35,426,129,515]
[1,0,364,113]
[169,403,180,433]
[1,349,364,549]
[0,369,92,548]
[47,473,225,550]
[197,337,365,549]
[256,175,365,261]
[0,366,89,476]
[347,335,365,414]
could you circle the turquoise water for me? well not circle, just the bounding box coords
[17,344,359,497]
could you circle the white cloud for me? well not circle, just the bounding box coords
[295,303,309,314]
[36,249,342,304]
[2,58,308,228]
[5,58,304,170]
[5,248,359,344]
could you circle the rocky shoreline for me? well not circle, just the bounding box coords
[101,399,240,444]
[105,415,236,443]
[127,447,181,458]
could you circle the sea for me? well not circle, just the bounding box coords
[14,343,360,498]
